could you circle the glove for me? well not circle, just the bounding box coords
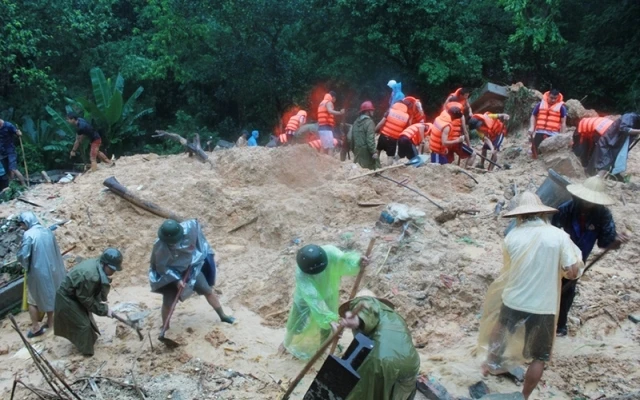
[107,308,113,318]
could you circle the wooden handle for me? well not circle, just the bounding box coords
[282,304,365,400]
[160,269,191,336]
[329,237,376,355]
[348,163,406,180]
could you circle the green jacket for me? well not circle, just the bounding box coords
[345,297,420,400]
[54,258,111,356]
[351,114,378,170]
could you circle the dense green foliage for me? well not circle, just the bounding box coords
[0,0,638,176]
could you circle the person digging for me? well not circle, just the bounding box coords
[54,248,123,356]
[280,244,370,360]
[149,219,234,343]
[551,176,630,336]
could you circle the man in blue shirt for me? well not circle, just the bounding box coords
[551,176,628,336]
[0,119,27,189]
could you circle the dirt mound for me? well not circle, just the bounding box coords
[1,123,639,399]
[565,98,600,126]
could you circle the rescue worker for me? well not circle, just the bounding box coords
[317,91,345,156]
[54,248,123,356]
[338,289,420,400]
[387,80,405,108]
[247,130,259,146]
[401,96,426,124]
[551,176,629,336]
[589,113,640,178]
[0,118,27,187]
[478,192,583,400]
[17,212,67,338]
[279,110,307,145]
[429,105,464,165]
[398,122,429,161]
[573,117,617,173]
[443,87,473,118]
[149,219,234,335]
[468,113,510,171]
[236,130,249,147]
[375,101,411,166]
[281,244,369,360]
[351,101,378,170]
[528,89,567,158]
[440,100,476,168]
[66,113,113,172]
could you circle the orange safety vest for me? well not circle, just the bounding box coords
[438,102,463,141]
[308,138,339,150]
[285,111,307,133]
[535,92,565,132]
[473,113,506,141]
[429,117,451,155]
[578,117,614,139]
[401,123,425,146]
[317,94,335,127]
[403,96,426,124]
[381,102,410,140]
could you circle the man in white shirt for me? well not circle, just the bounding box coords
[478,192,583,400]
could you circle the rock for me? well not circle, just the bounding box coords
[480,394,524,400]
[416,376,455,400]
[505,366,525,383]
[543,153,585,179]
[538,133,572,154]
[0,344,9,355]
[565,99,599,126]
[469,381,490,399]
[629,314,640,324]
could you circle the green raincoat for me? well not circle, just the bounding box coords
[344,297,420,400]
[351,114,378,170]
[283,245,361,360]
[54,258,111,356]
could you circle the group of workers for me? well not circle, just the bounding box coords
[15,213,233,355]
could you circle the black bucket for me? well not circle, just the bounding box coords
[504,169,573,235]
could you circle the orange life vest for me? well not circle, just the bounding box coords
[429,117,451,155]
[438,102,463,141]
[308,138,339,150]
[402,96,426,124]
[578,117,614,139]
[381,102,410,140]
[472,113,506,141]
[401,123,426,146]
[317,94,335,127]
[285,111,307,133]
[535,92,565,132]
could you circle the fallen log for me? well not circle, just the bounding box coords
[153,130,213,167]
[103,176,185,221]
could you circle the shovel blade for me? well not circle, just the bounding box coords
[158,334,181,349]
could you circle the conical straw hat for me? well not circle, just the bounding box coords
[566,176,615,205]
[503,191,558,218]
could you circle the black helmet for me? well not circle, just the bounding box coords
[158,219,184,245]
[100,248,123,271]
[296,245,328,275]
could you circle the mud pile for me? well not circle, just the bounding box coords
[0,108,639,399]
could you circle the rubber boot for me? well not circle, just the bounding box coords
[214,307,235,324]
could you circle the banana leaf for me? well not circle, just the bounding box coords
[45,106,76,138]
[105,91,123,126]
[114,73,125,95]
[122,86,144,117]
[90,67,111,111]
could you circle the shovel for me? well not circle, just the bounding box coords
[348,155,427,180]
[158,269,191,348]
[111,312,144,341]
[463,144,511,170]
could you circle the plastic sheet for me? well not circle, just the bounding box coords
[149,219,215,300]
[283,245,360,360]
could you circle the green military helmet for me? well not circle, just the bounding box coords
[100,248,123,271]
[158,219,185,245]
[296,244,328,275]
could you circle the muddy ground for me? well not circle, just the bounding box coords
[0,125,639,399]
